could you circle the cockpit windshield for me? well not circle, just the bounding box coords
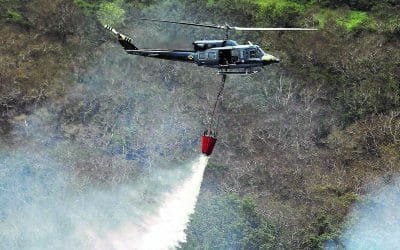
[257,47,266,57]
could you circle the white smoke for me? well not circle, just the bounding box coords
[87,155,208,250]
[0,152,208,250]
[337,178,400,249]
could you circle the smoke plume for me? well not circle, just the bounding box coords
[0,149,208,249]
[332,178,400,249]
[90,155,208,249]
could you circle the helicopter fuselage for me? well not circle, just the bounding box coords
[192,40,280,73]
[115,30,280,74]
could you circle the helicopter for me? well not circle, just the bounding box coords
[105,18,317,75]
[105,19,317,156]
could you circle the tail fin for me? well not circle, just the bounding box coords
[104,25,138,51]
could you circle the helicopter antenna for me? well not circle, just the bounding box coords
[224,23,229,40]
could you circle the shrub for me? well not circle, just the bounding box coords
[96,0,125,26]
[181,193,277,249]
[6,10,24,23]
[255,0,306,26]
[336,10,370,30]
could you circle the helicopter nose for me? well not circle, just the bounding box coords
[262,55,280,64]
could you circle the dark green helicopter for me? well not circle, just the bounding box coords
[105,18,317,75]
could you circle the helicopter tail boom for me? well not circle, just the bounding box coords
[104,25,138,51]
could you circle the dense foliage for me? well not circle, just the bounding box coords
[181,192,277,249]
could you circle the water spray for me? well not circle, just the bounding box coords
[91,155,209,250]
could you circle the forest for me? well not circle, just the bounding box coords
[0,0,399,249]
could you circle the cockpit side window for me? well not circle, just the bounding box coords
[249,48,257,58]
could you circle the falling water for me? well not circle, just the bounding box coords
[0,152,208,250]
[92,155,209,250]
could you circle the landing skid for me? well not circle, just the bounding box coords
[217,67,261,75]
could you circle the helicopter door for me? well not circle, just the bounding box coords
[231,49,240,63]
[218,50,231,65]
[207,51,217,62]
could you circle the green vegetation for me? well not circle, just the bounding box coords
[336,10,371,30]
[96,0,125,26]
[181,193,277,249]
[256,0,306,14]
[73,0,97,15]
[6,10,24,23]
[305,215,342,249]
[253,0,306,26]
[73,0,126,24]
[313,8,372,30]
[189,0,396,32]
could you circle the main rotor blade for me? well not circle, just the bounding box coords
[233,27,318,31]
[138,18,317,32]
[138,18,224,29]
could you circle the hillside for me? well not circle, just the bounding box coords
[0,0,399,249]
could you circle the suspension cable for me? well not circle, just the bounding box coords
[209,74,226,131]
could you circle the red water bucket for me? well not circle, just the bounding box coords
[201,135,217,156]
